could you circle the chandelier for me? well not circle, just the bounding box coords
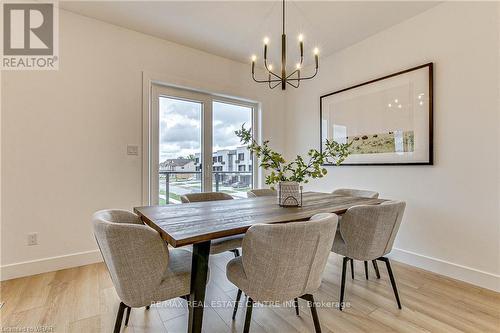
[251,0,319,90]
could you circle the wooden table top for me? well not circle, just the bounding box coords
[134,191,385,247]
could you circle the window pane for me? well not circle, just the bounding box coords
[159,97,202,204]
[212,101,253,198]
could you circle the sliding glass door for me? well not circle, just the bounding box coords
[150,85,257,204]
[158,97,202,204]
[212,101,253,198]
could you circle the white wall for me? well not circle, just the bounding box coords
[0,10,285,279]
[285,2,500,291]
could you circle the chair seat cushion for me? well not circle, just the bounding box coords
[210,234,243,254]
[154,248,192,302]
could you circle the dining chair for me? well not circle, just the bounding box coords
[248,187,303,315]
[180,192,243,257]
[180,191,233,203]
[332,188,380,279]
[247,188,277,198]
[331,201,406,310]
[92,209,192,333]
[227,213,338,333]
[332,188,379,199]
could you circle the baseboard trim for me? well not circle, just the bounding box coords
[2,247,499,292]
[0,250,103,281]
[389,247,500,292]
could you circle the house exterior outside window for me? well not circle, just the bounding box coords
[159,158,196,180]
[194,146,252,187]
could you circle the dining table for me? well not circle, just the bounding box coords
[134,191,385,333]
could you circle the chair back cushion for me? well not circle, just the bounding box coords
[241,213,338,301]
[339,201,406,260]
[332,188,379,198]
[92,209,169,306]
[247,189,277,198]
[180,192,233,203]
[93,209,143,225]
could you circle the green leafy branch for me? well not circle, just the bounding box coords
[235,124,351,186]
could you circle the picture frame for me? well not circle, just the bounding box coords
[320,63,433,166]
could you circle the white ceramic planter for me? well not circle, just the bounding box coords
[277,181,302,207]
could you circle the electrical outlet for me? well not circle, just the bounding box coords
[27,233,38,246]
[127,144,139,156]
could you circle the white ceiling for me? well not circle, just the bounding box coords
[60,1,439,65]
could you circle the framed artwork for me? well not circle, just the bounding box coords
[320,63,433,165]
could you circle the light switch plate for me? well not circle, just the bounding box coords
[28,233,38,246]
[127,144,139,156]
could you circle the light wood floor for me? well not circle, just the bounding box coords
[1,252,499,333]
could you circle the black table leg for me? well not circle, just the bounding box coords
[188,240,211,333]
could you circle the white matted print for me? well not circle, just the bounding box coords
[320,63,433,165]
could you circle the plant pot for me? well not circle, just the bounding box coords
[277,181,302,207]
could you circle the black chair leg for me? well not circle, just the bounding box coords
[364,261,369,280]
[113,302,126,333]
[232,289,242,320]
[294,298,300,316]
[124,306,131,326]
[301,294,321,333]
[243,298,254,333]
[380,257,402,309]
[339,257,348,311]
[349,258,354,279]
[372,260,380,279]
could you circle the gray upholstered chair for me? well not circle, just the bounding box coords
[332,188,380,279]
[92,210,192,333]
[332,188,379,199]
[332,201,406,310]
[180,191,233,203]
[247,188,277,198]
[248,188,303,314]
[227,213,338,333]
[180,192,243,256]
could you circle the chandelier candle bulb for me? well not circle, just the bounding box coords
[299,34,304,61]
